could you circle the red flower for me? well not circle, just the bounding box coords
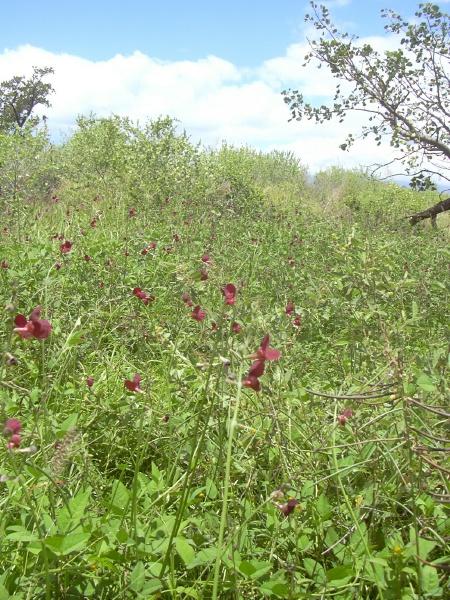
[86,376,94,388]
[128,207,137,217]
[90,219,97,228]
[4,419,21,435]
[7,433,21,449]
[148,242,157,250]
[84,255,91,261]
[191,305,206,321]
[248,360,265,378]
[181,292,193,307]
[133,287,155,305]
[243,336,280,392]
[253,335,281,362]
[277,498,299,516]
[285,301,295,316]
[14,307,52,340]
[222,283,237,305]
[4,418,22,449]
[293,315,302,328]
[125,373,143,393]
[243,375,261,392]
[60,240,72,254]
[199,268,209,281]
[338,408,353,426]
[141,247,149,256]
[201,254,211,264]
[231,322,242,333]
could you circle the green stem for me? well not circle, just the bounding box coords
[211,378,242,600]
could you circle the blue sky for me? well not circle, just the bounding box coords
[1,0,449,175]
[1,0,429,65]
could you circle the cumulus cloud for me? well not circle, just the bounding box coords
[0,39,405,175]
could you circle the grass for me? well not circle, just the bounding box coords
[0,119,449,598]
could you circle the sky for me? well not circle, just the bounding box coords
[1,0,449,175]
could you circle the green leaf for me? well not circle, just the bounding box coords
[44,532,90,555]
[259,579,289,597]
[326,564,353,586]
[316,494,332,520]
[187,547,216,568]
[416,374,436,392]
[6,526,38,542]
[110,480,130,513]
[175,536,195,566]
[205,477,218,499]
[57,487,91,532]
[129,561,146,592]
[57,413,78,434]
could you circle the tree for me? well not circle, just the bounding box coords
[282,2,450,225]
[0,66,54,132]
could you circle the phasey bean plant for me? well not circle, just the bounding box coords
[0,108,449,597]
[283,2,450,225]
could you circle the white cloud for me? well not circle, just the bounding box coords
[0,39,411,177]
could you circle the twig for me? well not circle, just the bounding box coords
[408,397,450,418]
[305,388,397,400]
[410,426,450,444]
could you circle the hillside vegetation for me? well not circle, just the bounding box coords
[0,117,449,599]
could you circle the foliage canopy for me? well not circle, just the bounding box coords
[283,3,450,190]
[0,66,54,132]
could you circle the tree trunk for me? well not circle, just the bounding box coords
[409,197,450,227]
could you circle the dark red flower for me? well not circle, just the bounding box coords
[128,207,137,217]
[4,419,21,435]
[141,247,149,255]
[7,433,21,449]
[201,254,211,264]
[1,260,8,269]
[14,307,52,340]
[148,242,157,250]
[231,322,242,333]
[60,240,72,254]
[199,268,209,281]
[125,373,143,393]
[133,287,154,305]
[285,301,295,316]
[222,283,237,306]
[338,408,353,426]
[253,335,281,362]
[86,376,94,388]
[277,498,299,516]
[293,315,302,328]
[248,360,265,378]
[90,219,97,228]
[182,292,193,307]
[84,255,91,262]
[243,375,261,392]
[191,305,206,321]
